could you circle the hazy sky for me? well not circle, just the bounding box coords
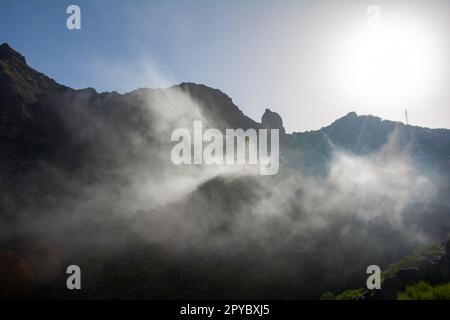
[0,0,448,132]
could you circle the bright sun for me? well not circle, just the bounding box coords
[334,9,438,107]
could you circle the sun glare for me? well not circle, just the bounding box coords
[334,10,439,108]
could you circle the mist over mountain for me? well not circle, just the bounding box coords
[0,43,449,299]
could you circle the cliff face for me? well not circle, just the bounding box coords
[0,44,66,174]
[0,43,62,115]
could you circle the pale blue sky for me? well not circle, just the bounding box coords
[0,0,448,131]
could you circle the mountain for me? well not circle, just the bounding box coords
[0,44,264,178]
[1,43,449,176]
[0,43,449,299]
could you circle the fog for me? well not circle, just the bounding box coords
[1,83,447,299]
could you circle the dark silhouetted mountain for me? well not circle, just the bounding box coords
[1,43,450,300]
[177,82,260,130]
[1,43,449,177]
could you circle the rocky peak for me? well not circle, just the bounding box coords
[0,43,63,105]
[0,43,27,64]
[261,108,285,134]
[177,82,259,130]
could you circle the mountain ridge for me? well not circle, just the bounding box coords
[3,42,448,134]
[1,43,450,300]
[1,42,450,177]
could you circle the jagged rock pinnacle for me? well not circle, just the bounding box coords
[261,108,285,134]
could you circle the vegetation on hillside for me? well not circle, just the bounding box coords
[323,235,449,300]
[397,282,450,300]
[382,242,445,280]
